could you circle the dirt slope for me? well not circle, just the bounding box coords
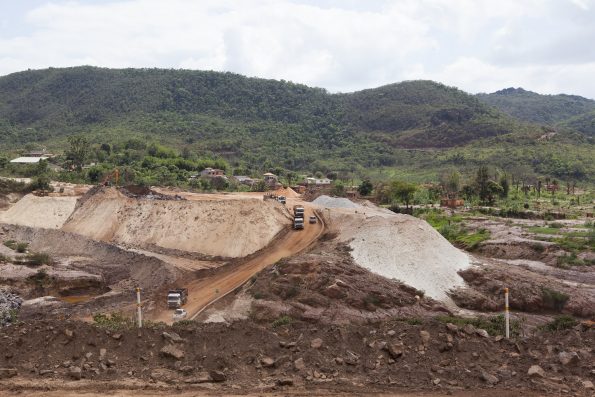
[151,206,323,323]
[0,194,78,229]
[62,187,291,258]
[314,198,469,303]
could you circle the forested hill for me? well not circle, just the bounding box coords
[0,67,520,149]
[0,67,593,181]
[477,87,595,129]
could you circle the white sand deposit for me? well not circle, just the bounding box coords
[0,194,78,229]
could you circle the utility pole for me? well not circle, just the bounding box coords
[504,288,510,339]
[135,287,142,328]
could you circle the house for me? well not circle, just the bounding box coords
[10,156,49,164]
[24,150,54,158]
[304,177,332,186]
[200,168,226,178]
[263,173,278,187]
[233,175,255,186]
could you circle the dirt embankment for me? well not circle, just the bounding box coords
[240,241,447,325]
[0,319,593,396]
[0,194,78,229]
[62,187,291,258]
[450,264,595,318]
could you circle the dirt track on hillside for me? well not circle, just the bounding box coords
[151,205,323,323]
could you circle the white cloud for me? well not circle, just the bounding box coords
[0,0,594,97]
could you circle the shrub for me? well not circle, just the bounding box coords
[3,240,17,250]
[16,243,29,253]
[549,222,564,229]
[437,314,521,337]
[541,288,569,311]
[271,315,292,328]
[541,315,577,331]
[172,320,195,328]
[15,252,53,266]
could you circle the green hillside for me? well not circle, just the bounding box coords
[477,88,595,130]
[0,67,593,182]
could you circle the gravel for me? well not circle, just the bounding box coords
[0,288,22,326]
[312,195,361,209]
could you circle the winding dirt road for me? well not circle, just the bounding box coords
[151,202,323,323]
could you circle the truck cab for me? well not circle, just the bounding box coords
[167,288,188,308]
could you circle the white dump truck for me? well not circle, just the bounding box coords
[167,288,188,309]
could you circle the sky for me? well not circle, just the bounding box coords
[1,0,595,98]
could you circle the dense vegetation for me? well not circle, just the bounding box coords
[0,67,594,183]
[477,87,595,135]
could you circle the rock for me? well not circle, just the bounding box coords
[276,378,294,386]
[179,365,194,375]
[38,369,54,376]
[323,284,345,299]
[462,324,476,335]
[558,351,580,366]
[384,343,403,359]
[68,366,82,380]
[527,365,545,378]
[335,279,349,288]
[475,329,489,338]
[446,323,459,333]
[0,368,17,379]
[99,348,107,362]
[111,333,122,340]
[294,357,305,370]
[162,331,184,344]
[185,372,211,383]
[261,357,275,368]
[310,338,323,349]
[420,330,431,345]
[64,329,74,338]
[480,370,499,385]
[160,344,185,360]
[209,370,226,382]
[583,380,594,390]
[150,368,179,383]
[432,378,441,385]
[387,330,396,337]
[334,357,344,365]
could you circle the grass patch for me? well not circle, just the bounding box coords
[92,312,134,331]
[14,252,53,266]
[437,314,521,337]
[271,315,292,328]
[172,319,195,328]
[540,315,578,332]
[526,226,561,235]
[4,240,30,253]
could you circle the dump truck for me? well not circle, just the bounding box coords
[293,217,304,230]
[167,288,188,308]
[293,205,304,217]
[277,195,286,204]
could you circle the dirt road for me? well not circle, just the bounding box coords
[152,204,323,323]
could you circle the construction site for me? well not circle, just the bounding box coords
[0,182,593,397]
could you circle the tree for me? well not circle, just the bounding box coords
[474,165,490,203]
[444,171,461,198]
[357,179,373,196]
[331,181,345,197]
[66,135,89,171]
[499,173,509,198]
[390,181,417,209]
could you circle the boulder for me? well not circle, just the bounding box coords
[384,343,404,359]
[160,344,185,360]
[150,368,179,383]
[68,366,82,380]
[294,357,305,371]
[261,357,275,368]
[480,370,499,385]
[209,370,226,382]
[419,330,431,345]
[162,331,185,344]
[558,351,580,366]
[527,365,545,378]
[310,338,323,349]
[475,329,489,338]
[184,372,212,383]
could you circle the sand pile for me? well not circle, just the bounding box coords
[62,187,291,258]
[314,200,469,303]
[0,194,78,229]
[272,187,300,198]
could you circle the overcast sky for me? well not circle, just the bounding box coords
[1,0,595,98]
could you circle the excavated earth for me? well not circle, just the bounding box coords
[0,318,593,396]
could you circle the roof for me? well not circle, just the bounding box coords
[10,156,49,163]
[263,173,276,176]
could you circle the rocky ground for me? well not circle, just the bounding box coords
[0,318,593,396]
[0,289,22,327]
